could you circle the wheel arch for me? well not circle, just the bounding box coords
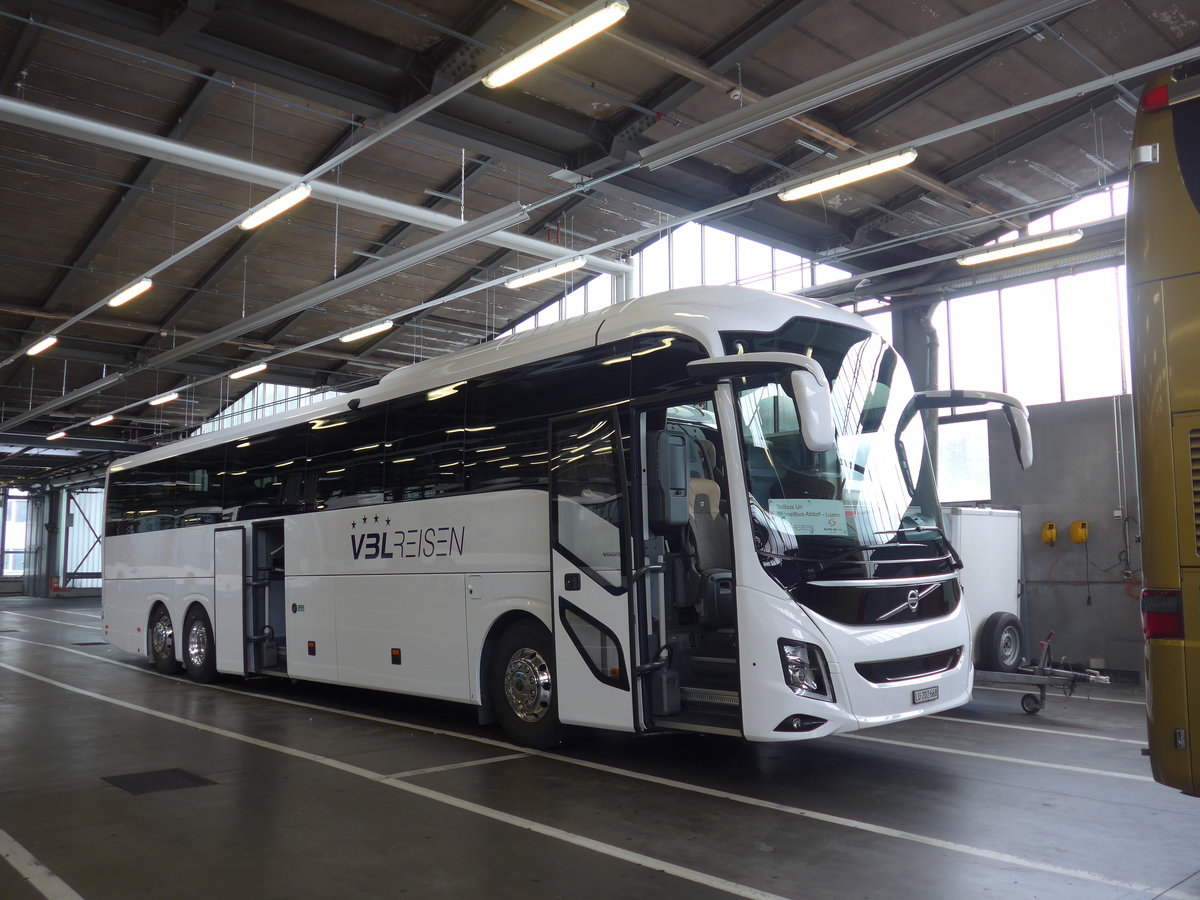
[477,609,550,726]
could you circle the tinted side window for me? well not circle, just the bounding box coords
[175,443,228,526]
[631,335,708,397]
[305,405,389,508]
[464,372,549,492]
[106,459,179,536]
[386,386,465,500]
[222,422,309,519]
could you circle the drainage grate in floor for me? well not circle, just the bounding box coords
[102,769,216,795]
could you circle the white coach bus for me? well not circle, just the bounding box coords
[102,285,1032,748]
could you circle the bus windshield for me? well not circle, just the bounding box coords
[727,321,950,583]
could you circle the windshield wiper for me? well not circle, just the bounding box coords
[888,525,963,570]
[765,531,960,579]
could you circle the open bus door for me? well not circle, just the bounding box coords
[548,411,639,732]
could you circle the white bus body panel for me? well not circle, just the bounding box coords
[282,491,548,699]
[736,580,972,742]
[214,527,246,674]
[102,528,216,660]
[718,382,972,742]
[104,491,552,699]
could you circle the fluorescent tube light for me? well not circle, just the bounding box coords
[505,257,586,289]
[339,320,394,342]
[230,362,268,379]
[483,0,628,89]
[106,277,153,308]
[90,414,114,426]
[956,230,1084,266]
[148,391,179,406]
[26,335,57,356]
[46,430,66,441]
[777,150,918,202]
[238,183,313,230]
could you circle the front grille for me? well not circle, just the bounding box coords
[802,578,959,625]
[855,647,963,684]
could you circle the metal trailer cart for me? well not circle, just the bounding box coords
[973,630,1111,714]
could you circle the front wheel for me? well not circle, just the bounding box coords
[978,611,1023,673]
[490,620,562,749]
[183,607,217,683]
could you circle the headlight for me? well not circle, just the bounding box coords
[778,639,834,701]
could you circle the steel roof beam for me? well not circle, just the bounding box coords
[637,0,1096,170]
[851,86,1123,238]
[42,77,222,316]
[595,0,829,161]
[262,154,494,346]
[0,95,632,276]
[0,14,42,93]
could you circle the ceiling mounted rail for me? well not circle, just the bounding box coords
[638,0,1095,171]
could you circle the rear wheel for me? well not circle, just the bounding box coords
[149,605,179,674]
[183,607,217,683]
[978,611,1023,673]
[490,620,562,749]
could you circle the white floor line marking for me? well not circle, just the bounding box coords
[0,640,1164,896]
[934,714,1146,745]
[841,732,1153,782]
[0,612,101,631]
[0,827,86,900]
[386,753,529,780]
[975,685,1145,706]
[0,661,789,900]
[52,610,101,619]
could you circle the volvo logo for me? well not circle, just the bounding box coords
[878,583,940,621]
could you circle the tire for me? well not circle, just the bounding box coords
[148,605,179,674]
[489,620,562,750]
[1021,693,1042,715]
[977,611,1023,673]
[183,607,217,683]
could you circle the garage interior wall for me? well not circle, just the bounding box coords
[988,395,1143,675]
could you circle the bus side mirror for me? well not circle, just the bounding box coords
[687,352,835,454]
[789,368,835,453]
[1002,402,1034,470]
[904,389,1034,470]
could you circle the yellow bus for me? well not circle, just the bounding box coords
[1127,63,1200,795]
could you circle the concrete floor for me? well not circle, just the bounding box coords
[1,595,1197,900]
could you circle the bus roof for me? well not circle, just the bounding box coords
[110,285,870,474]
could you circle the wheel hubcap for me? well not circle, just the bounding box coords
[151,615,173,658]
[187,620,209,668]
[503,647,552,723]
[999,625,1020,667]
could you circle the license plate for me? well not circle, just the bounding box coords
[912,686,939,704]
